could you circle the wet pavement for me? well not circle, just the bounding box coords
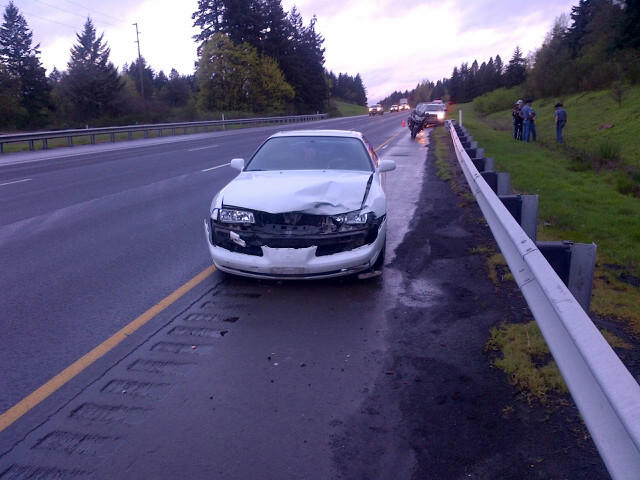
[0,128,607,479]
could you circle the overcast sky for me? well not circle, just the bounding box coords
[5,0,577,102]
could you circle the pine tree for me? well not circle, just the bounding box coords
[61,18,123,122]
[621,0,640,49]
[125,57,154,101]
[0,1,51,127]
[504,46,527,88]
[192,0,225,54]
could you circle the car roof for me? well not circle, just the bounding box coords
[269,129,365,140]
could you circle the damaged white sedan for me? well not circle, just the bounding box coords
[204,130,396,280]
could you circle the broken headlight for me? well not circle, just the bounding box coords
[216,208,255,224]
[331,211,369,225]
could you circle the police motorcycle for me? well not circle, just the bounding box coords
[407,102,428,139]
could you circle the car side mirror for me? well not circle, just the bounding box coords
[230,158,245,171]
[376,160,396,173]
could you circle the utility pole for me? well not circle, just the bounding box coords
[133,23,146,115]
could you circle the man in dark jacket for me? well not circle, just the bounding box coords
[512,100,523,140]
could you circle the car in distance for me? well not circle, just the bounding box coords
[368,104,383,116]
[204,130,396,280]
[390,104,399,113]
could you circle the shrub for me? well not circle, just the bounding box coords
[473,87,524,116]
[598,138,622,166]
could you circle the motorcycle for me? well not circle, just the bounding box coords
[407,102,428,139]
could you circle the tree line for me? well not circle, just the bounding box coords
[380,0,639,108]
[0,0,367,131]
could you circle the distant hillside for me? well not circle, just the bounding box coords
[330,100,367,117]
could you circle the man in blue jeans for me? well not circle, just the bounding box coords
[554,102,567,143]
[520,99,534,142]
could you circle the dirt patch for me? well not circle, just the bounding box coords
[331,130,610,479]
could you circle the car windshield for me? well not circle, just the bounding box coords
[245,136,374,172]
[426,104,445,111]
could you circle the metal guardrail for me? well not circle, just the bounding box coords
[0,114,328,154]
[448,121,640,480]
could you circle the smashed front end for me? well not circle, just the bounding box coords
[205,206,387,279]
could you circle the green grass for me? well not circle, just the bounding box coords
[452,93,640,332]
[486,321,568,403]
[331,100,367,117]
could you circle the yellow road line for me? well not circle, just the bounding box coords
[375,129,405,152]
[0,265,217,432]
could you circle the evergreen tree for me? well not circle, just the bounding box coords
[192,0,225,54]
[504,46,527,88]
[282,9,327,112]
[0,1,51,127]
[527,15,572,97]
[494,55,504,87]
[565,0,596,57]
[158,69,193,108]
[125,57,154,101]
[353,73,367,106]
[0,63,26,127]
[449,66,462,103]
[60,18,123,122]
[620,0,640,49]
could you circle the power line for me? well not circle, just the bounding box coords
[30,0,124,28]
[61,0,128,26]
[0,4,78,30]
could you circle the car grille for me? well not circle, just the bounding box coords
[211,211,382,257]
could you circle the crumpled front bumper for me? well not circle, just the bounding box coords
[204,218,386,280]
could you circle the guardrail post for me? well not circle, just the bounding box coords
[29,140,34,151]
[481,171,511,195]
[535,241,596,312]
[498,194,538,241]
[43,139,48,150]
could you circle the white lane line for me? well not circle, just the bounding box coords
[189,144,219,152]
[0,178,32,187]
[202,163,230,172]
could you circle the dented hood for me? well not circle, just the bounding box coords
[218,170,374,214]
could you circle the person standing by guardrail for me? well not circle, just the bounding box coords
[554,102,567,143]
[520,98,535,142]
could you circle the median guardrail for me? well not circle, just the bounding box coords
[0,114,328,154]
[448,120,640,480]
